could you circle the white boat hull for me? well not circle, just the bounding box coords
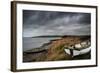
[64,47,91,57]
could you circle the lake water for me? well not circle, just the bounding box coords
[23,37,61,51]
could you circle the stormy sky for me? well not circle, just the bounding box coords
[23,10,91,37]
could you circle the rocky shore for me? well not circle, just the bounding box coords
[23,36,91,62]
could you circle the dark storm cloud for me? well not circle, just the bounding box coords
[23,10,91,37]
[79,13,91,24]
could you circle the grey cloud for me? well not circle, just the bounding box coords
[23,10,91,37]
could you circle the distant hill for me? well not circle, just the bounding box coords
[32,35,90,38]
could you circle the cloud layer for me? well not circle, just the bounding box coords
[23,10,91,37]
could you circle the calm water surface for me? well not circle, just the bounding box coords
[23,37,61,51]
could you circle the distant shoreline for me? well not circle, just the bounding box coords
[31,35,90,38]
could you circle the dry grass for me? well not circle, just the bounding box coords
[23,36,90,62]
